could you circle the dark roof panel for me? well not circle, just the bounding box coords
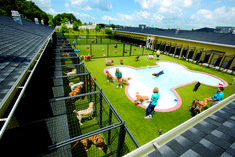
[0,15,54,107]
[115,27,235,47]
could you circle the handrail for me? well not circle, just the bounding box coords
[124,94,235,157]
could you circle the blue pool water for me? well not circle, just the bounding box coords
[106,61,226,111]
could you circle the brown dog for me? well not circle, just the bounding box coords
[85,77,96,88]
[122,77,131,85]
[71,134,104,152]
[134,92,149,105]
[62,53,69,57]
[73,102,93,125]
[67,85,82,103]
[190,98,209,113]
[106,71,114,83]
[105,59,114,66]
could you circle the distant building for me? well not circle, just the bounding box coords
[79,24,96,30]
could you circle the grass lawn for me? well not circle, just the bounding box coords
[81,54,235,146]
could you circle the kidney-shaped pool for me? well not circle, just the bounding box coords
[104,61,228,112]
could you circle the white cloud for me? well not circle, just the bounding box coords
[102,16,117,21]
[69,0,111,11]
[135,0,199,10]
[91,0,112,11]
[31,0,52,10]
[190,6,235,27]
[47,8,57,15]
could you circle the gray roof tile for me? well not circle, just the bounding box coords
[199,139,225,155]
[148,100,235,157]
[0,15,54,107]
[175,135,195,150]
[180,149,201,157]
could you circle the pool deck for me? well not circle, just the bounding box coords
[104,61,228,112]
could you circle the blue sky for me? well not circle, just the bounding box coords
[31,0,235,30]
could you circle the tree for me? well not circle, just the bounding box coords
[95,25,101,32]
[61,24,68,33]
[110,24,115,28]
[105,27,112,34]
[0,0,50,25]
[73,21,79,31]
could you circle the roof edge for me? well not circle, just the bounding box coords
[114,30,235,48]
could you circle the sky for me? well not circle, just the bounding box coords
[31,0,235,30]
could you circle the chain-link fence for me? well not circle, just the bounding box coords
[0,32,139,156]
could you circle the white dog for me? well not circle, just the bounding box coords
[64,69,76,76]
[73,102,93,125]
[148,54,154,59]
[69,82,84,91]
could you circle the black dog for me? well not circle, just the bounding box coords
[152,70,164,77]
[193,81,201,92]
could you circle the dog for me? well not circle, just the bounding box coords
[148,54,154,59]
[135,55,140,61]
[73,102,93,125]
[67,84,82,103]
[152,70,164,77]
[105,59,114,66]
[64,69,76,76]
[85,54,94,61]
[62,53,69,57]
[122,77,131,85]
[134,92,149,105]
[106,71,114,83]
[80,54,94,61]
[190,98,209,113]
[71,134,104,152]
[193,81,201,92]
[85,77,96,88]
[120,58,123,65]
[69,82,84,91]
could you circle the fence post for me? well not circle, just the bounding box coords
[90,44,92,55]
[142,46,144,56]
[99,90,103,127]
[108,107,112,145]
[107,44,109,57]
[129,44,132,56]
[117,123,126,157]
[123,44,125,56]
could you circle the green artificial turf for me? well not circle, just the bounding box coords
[80,53,235,146]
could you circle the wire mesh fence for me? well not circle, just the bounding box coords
[0,32,139,156]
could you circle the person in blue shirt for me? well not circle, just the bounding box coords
[208,87,224,107]
[144,87,160,119]
[73,40,76,48]
[115,68,122,88]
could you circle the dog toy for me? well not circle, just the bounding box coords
[193,81,201,92]
[152,70,164,77]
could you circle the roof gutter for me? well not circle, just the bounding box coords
[123,94,235,157]
[0,29,55,139]
[115,30,235,48]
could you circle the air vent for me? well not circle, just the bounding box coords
[11,10,22,25]
[34,18,39,24]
